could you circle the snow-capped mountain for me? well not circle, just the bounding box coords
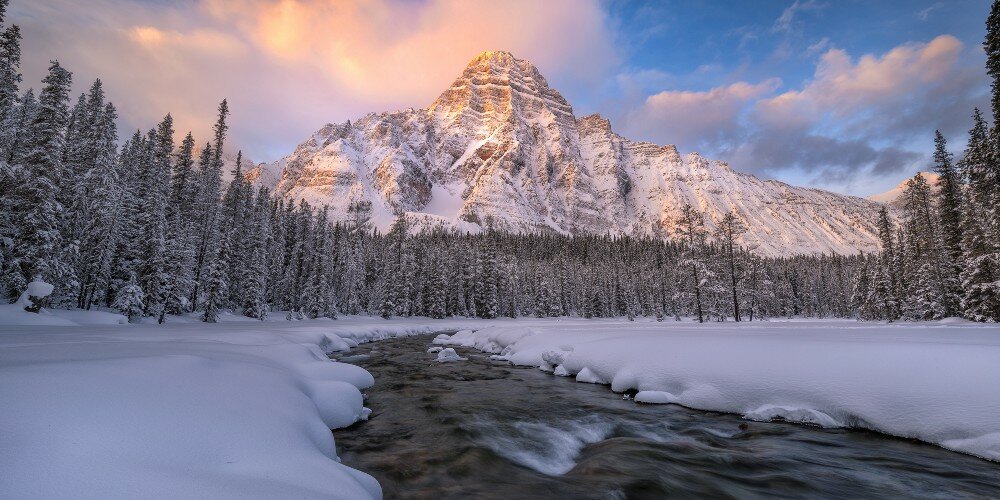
[249,50,888,257]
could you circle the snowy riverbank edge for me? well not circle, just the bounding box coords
[433,319,1000,463]
[0,312,502,499]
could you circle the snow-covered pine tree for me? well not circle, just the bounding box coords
[959,109,1000,321]
[425,246,447,319]
[900,174,949,319]
[190,143,220,307]
[986,0,1000,126]
[14,61,74,305]
[243,246,268,320]
[0,16,22,297]
[716,211,746,321]
[170,132,197,211]
[112,273,145,323]
[77,102,119,309]
[476,236,500,319]
[202,238,230,323]
[1,87,34,165]
[872,207,901,319]
[933,131,963,259]
[931,130,964,313]
[189,100,230,311]
[0,15,20,123]
[137,116,173,322]
[241,188,272,320]
[675,204,707,322]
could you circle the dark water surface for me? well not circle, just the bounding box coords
[332,334,1000,499]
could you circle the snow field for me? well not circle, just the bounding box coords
[434,319,1000,462]
[0,316,485,499]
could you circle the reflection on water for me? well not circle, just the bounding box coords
[333,334,1000,499]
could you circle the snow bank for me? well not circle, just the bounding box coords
[435,319,1000,462]
[0,320,382,499]
[14,279,54,309]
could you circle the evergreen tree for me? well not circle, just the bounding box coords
[77,102,119,309]
[0,21,21,121]
[900,174,949,319]
[14,61,73,302]
[716,211,746,321]
[1,87,34,164]
[932,130,963,312]
[676,204,707,322]
[959,110,1000,321]
[986,0,1000,123]
[170,132,197,209]
[112,273,145,323]
[202,240,230,323]
[133,116,173,322]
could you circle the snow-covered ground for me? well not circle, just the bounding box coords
[434,318,1000,462]
[0,311,493,499]
[2,312,998,499]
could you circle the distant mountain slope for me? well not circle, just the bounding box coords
[249,50,889,257]
[867,172,940,209]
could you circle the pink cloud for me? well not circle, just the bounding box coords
[10,0,619,160]
[755,35,964,127]
[622,79,781,148]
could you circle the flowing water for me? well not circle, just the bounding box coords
[332,334,1000,499]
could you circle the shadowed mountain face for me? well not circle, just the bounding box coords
[249,50,887,257]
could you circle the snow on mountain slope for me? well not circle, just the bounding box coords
[867,172,940,209]
[249,50,889,257]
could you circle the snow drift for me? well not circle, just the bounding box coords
[0,317,475,499]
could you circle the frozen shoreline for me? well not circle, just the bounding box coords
[434,318,1000,463]
[2,313,998,499]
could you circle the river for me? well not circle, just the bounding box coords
[332,334,1000,499]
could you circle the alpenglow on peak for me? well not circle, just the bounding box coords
[248,51,889,257]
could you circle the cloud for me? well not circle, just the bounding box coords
[619,35,987,192]
[804,37,831,57]
[10,0,619,161]
[771,0,828,34]
[918,2,945,21]
[622,79,780,150]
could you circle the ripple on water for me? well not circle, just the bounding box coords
[464,415,615,475]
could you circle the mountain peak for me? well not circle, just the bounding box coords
[460,50,543,80]
[468,50,519,65]
[429,49,571,122]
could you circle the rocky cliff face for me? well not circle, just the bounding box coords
[250,50,888,257]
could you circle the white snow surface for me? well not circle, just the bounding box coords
[435,347,467,362]
[434,318,1000,462]
[0,313,505,499]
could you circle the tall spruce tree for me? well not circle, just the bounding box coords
[676,204,707,322]
[15,61,73,303]
[987,0,1000,124]
[716,211,746,321]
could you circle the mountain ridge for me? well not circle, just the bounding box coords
[249,50,888,257]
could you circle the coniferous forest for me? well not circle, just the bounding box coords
[1,0,1000,324]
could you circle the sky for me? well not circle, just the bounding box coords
[7,0,992,196]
